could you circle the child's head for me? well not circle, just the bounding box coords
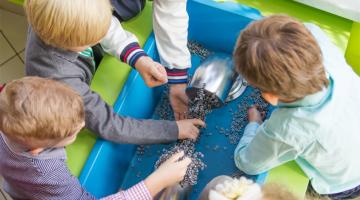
[234,15,329,105]
[24,0,112,50]
[261,183,299,200]
[207,177,298,200]
[0,77,85,150]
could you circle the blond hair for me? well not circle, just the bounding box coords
[24,0,112,49]
[0,77,84,145]
[234,15,329,100]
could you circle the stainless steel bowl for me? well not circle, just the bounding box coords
[186,54,247,107]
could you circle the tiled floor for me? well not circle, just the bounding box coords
[0,8,27,85]
[0,7,25,199]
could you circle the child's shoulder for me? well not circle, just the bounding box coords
[26,27,78,70]
[0,137,67,183]
[263,108,316,145]
[0,134,67,173]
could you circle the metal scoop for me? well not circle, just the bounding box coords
[186,54,247,107]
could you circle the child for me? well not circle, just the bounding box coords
[233,15,360,199]
[112,0,193,121]
[24,0,204,145]
[198,176,298,200]
[0,77,192,200]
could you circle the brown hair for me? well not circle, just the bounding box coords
[0,77,84,144]
[262,183,299,200]
[24,0,112,49]
[234,15,329,100]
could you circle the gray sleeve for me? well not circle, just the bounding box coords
[61,77,179,144]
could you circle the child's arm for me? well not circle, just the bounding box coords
[101,181,152,200]
[26,158,150,200]
[100,16,143,68]
[61,77,203,144]
[15,151,211,200]
[234,108,299,175]
[100,17,167,87]
[105,151,191,199]
[144,151,191,197]
[152,0,191,84]
[153,0,191,120]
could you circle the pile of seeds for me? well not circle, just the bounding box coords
[188,41,213,60]
[155,86,221,187]
[153,88,174,121]
[188,85,220,121]
[155,139,206,187]
[218,88,269,144]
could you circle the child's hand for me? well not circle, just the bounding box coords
[176,119,205,140]
[144,151,191,197]
[248,106,264,124]
[135,56,168,87]
[155,151,191,185]
[169,84,189,120]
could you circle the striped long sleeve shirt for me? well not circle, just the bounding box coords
[100,16,147,69]
[102,2,191,84]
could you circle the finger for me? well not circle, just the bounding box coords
[174,113,180,121]
[179,157,192,166]
[249,104,259,110]
[153,75,167,84]
[261,111,266,119]
[248,107,259,115]
[249,105,257,110]
[145,79,156,88]
[150,80,164,87]
[192,126,200,135]
[157,66,168,83]
[179,94,189,104]
[191,119,206,127]
[189,129,198,140]
[152,64,167,83]
[179,113,186,120]
[150,72,165,84]
[170,151,185,162]
[156,63,168,77]
[192,131,199,139]
[150,73,166,84]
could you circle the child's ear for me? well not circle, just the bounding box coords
[261,92,279,105]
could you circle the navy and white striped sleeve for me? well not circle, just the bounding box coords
[165,68,189,84]
[100,16,147,68]
[119,42,147,68]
